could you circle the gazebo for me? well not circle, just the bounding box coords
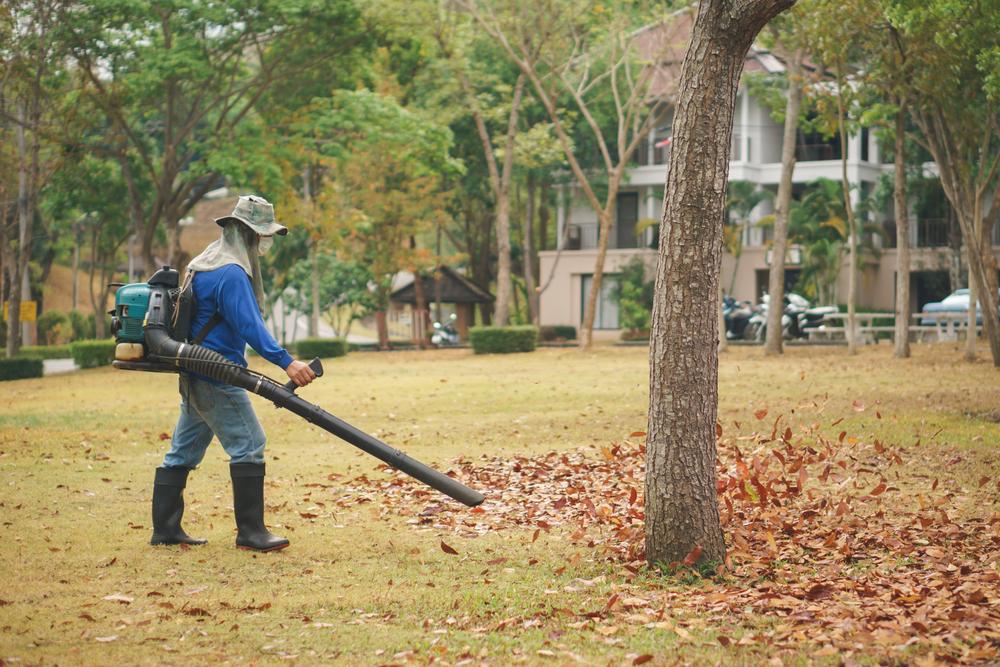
[390,266,493,342]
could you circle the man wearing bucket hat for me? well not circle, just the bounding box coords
[150,195,316,552]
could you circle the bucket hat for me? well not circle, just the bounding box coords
[215,195,288,236]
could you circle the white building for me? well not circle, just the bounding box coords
[538,12,997,340]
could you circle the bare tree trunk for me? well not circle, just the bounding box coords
[375,309,389,351]
[523,175,539,325]
[965,257,977,361]
[7,101,30,358]
[765,47,803,356]
[834,67,858,355]
[494,193,513,326]
[647,0,794,568]
[893,101,911,358]
[304,165,320,338]
[580,203,617,349]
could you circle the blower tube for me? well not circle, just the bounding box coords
[143,285,484,508]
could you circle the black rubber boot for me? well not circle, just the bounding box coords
[230,463,289,552]
[150,466,207,546]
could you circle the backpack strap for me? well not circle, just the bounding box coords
[192,312,224,345]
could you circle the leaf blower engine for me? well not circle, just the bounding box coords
[110,266,484,508]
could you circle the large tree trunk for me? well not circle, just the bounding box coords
[893,101,911,358]
[765,47,803,356]
[646,0,794,568]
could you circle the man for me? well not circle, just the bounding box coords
[150,195,316,552]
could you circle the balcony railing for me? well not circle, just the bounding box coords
[565,223,649,250]
[795,143,839,161]
[881,218,953,249]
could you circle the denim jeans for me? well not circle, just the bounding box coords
[163,375,266,468]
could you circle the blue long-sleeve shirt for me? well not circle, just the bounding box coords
[188,264,293,380]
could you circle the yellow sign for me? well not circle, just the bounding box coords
[2,301,37,322]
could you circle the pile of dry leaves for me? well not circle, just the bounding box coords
[344,407,1000,664]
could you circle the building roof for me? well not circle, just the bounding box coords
[634,8,793,101]
[390,266,493,305]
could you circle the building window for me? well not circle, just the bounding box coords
[581,274,619,329]
[860,127,870,162]
[616,192,639,249]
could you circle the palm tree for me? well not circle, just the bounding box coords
[724,181,773,295]
[789,178,882,305]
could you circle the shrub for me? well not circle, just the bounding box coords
[295,338,349,359]
[70,338,116,368]
[0,357,44,382]
[68,310,96,341]
[539,325,577,342]
[613,257,654,336]
[19,344,72,360]
[38,310,70,345]
[469,326,538,354]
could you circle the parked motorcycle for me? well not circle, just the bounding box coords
[723,296,757,340]
[743,293,837,341]
[431,313,460,347]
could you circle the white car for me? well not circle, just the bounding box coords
[920,288,999,325]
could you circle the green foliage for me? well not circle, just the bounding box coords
[69,339,115,369]
[286,256,376,338]
[37,310,70,345]
[612,257,654,335]
[539,325,577,342]
[294,338,349,360]
[468,325,538,354]
[18,345,72,360]
[0,358,44,382]
[68,310,96,342]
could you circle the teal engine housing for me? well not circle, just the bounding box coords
[111,282,151,343]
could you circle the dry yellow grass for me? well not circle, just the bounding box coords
[0,344,998,665]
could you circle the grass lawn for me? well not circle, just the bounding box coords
[1,344,998,665]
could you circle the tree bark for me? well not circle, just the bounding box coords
[765,47,803,356]
[523,175,539,325]
[375,309,389,351]
[834,65,858,355]
[647,0,794,568]
[893,101,911,358]
[965,255,977,361]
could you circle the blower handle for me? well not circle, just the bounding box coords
[282,357,324,393]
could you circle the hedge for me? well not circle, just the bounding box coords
[469,325,538,354]
[18,344,72,360]
[70,338,116,368]
[294,338,349,359]
[539,325,577,342]
[0,357,44,381]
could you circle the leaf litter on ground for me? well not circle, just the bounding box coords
[345,403,1000,665]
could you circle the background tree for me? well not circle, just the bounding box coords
[724,180,773,296]
[804,0,876,355]
[1,0,64,357]
[464,0,670,348]
[306,90,461,349]
[64,0,368,274]
[647,0,795,568]
[886,0,1000,366]
[750,5,813,356]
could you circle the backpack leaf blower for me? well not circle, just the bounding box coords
[110,266,484,508]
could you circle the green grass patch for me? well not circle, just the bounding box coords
[0,344,998,664]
